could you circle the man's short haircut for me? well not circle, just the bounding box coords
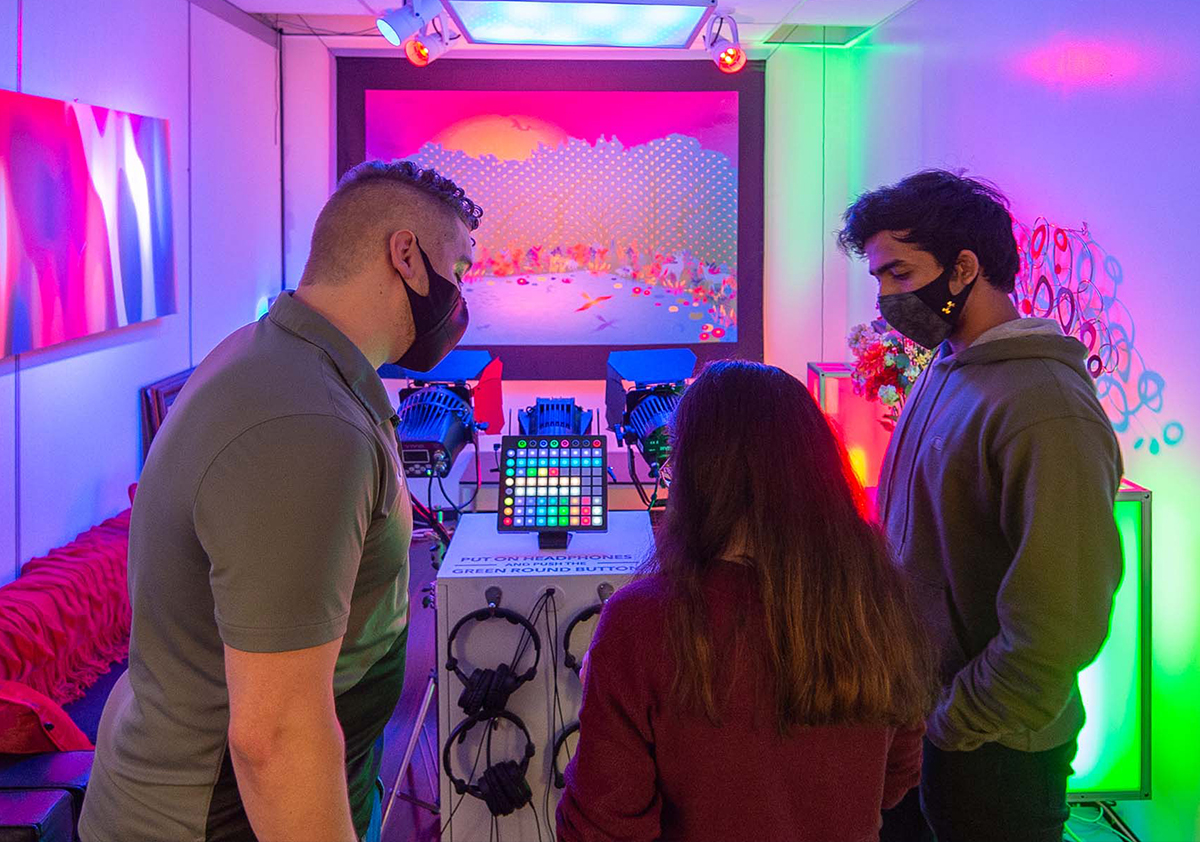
[302,160,482,284]
[837,169,1020,293]
[335,159,482,232]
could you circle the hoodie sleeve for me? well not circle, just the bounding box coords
[928,414,1123,751]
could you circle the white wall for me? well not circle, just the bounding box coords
[282,34,335,289]
[807,1,1200,837]
[0,0,280,584]
[190,3,282,358]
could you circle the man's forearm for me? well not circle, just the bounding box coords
[231,717,357,842]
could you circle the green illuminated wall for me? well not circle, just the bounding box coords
[766,3,1200,835]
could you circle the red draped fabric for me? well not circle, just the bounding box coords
[0,509,131,705]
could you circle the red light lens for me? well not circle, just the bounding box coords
[405,39,431,66]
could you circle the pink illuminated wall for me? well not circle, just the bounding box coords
[0,89,176,357]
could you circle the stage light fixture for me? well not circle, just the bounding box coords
[518,398,594,438]
[605,349,696,506]
[405,19,453,66]
[376,0,443,46]
[705,13,746,73]
[383,350,501,481]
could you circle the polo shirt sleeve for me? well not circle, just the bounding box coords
[193,414,380,653]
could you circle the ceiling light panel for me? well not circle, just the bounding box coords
[443,0,716,48]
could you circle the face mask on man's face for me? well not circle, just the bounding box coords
[877,262,974,350]
[393,240,469,372]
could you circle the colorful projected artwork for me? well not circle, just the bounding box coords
[1013,218,1183,455]
[0,90,177,357]
[365,90,738,347]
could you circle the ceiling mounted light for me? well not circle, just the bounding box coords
[376,0,443,46]
[705,13,746,73]
[441,0,716,48]
[406,15,454,65]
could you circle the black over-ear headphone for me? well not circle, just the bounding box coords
[443,710,536,817]
[446,605,542,716]
[551,720,580,789]
[562,582,613,676]
[562,603,601,677]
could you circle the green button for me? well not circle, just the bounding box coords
[518,440,527,448]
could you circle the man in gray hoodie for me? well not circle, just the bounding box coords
[838,170,1123,842]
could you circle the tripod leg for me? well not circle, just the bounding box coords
[382,673,439,829]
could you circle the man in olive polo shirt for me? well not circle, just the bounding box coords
[80,161,480,842]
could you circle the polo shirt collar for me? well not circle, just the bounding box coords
[268,291,395,426]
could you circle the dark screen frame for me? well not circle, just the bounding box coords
[337,57,765,379]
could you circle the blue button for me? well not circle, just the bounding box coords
[540,440,549,447]
[506,449,515,457]
[536,517,546,526]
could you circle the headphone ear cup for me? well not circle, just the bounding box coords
[497,760,531,814]
[459,668,491,716]
[487,663,514,712]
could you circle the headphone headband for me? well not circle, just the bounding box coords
[562,603,603,676]
[445,604,542,682]
[551,720,581,789]
[442,710,536,797]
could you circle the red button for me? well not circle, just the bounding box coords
[582,517,591,526]
[549,468,559,476]
[503,517,513,526]
[582,497,591,505]
[593,440,603,448]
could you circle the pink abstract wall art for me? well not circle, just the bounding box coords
[0,89,177,357]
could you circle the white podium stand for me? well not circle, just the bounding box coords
[436,511,653,842]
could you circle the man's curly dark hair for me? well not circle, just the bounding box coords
[336,159,483,232]
[837,169,1019,293]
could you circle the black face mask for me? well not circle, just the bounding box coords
[394,242,470,372]
[878,263,974,350]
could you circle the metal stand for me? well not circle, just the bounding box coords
[538,530,571,550]
[382,669,440,829]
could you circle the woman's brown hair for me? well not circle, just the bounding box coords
[642,360,936,731]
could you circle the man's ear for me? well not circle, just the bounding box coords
[389,229,430,296]
[950,249,980,294]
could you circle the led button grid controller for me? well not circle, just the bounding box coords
[497,436,608,534]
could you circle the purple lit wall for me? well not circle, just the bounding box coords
[0,0,281,584]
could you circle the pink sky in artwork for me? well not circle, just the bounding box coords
[365,89,738,163]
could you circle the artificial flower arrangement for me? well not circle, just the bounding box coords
[847,318,935,430]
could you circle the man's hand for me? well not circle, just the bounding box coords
[225,639,357,842]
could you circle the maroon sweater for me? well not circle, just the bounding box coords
[556,566,923,842]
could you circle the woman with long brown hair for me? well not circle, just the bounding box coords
[556,360,936,842]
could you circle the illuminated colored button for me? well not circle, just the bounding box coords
[536,517,546,526]
[538,468,548,476]
[540,440,549,447]
[504,507,513,515]
[549,468,559,476]
[581,497,591,505]
[514,518,525,526]
[582,517,591,526]
[506,459,515,466]
[570,517,580,526]
[594,516,603,526]
[593,440,603,448]
[503,517,512,526]
[518,440,526,448]
[527,468,537,476]
[506,450,515,457]
[504,497,514,505]
[504,478,514,486]
[506,469,515,476]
